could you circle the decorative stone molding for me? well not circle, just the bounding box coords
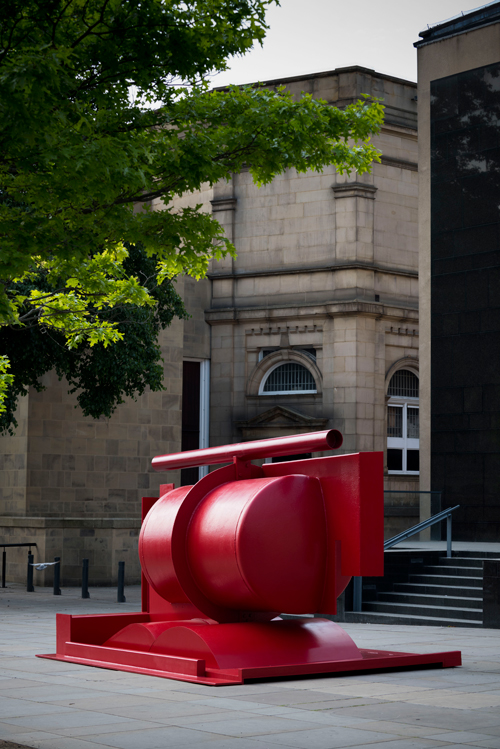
[245,324,323,337]
[380,156,418,172]
[386,326,419,336]
[236,405,328,440]
[210,197,237,213]
[331,182,377,200]
[207,261,417,281]
[206,301,418,326]
[247,349,322,397]
[385,356,419,389]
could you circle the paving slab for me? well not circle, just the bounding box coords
[1,583,500,749]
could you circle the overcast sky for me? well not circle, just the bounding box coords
[211,0,484,87]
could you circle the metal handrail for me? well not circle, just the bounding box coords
[352,505,460,612]
[1,542,38,590]
[384,505,460,554]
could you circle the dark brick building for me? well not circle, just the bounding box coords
[416,2,500,540]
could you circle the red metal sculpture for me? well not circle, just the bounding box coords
[39,431,461,684]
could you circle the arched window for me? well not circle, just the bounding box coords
[259,362,317,395]
[387,369,419,474]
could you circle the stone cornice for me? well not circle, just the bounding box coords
[0,517,141,528]
[210,197,237,212]
[331,182,377,199]
[205,300,419,325]
[380,124,418,140]
[208,260,417,281]
[380,156,418,172]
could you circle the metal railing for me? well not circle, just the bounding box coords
[352,504,460,612]
[1,543,38,590]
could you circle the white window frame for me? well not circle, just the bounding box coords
[387,398,419,475]
[198,359,210,479]
[258,361,317,395]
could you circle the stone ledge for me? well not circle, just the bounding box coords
[332,182,378,199]
[205,301,419,325]
[0,517,141,529]
[208,261,418,281]
[380,156,418,172]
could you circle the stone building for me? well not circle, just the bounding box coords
[175,66,420,531]
[416,2,500,540]
[0,66,419,585]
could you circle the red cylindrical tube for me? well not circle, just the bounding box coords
[151,429,343,472]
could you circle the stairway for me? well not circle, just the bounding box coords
[345,551,499,628]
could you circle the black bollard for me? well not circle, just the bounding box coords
[117,561,126,603]
[53,557,61,595]
[27,552,34,592]
[2,549,5,588]
[81,558,90,599]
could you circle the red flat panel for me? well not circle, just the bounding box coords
[263,452,384,577]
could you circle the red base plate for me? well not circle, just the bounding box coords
[37,649,462,687]
[37,613,461,686]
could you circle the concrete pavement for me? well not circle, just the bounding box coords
[1,583,500,749]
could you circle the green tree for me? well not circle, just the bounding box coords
[0,244,188,433]
[0,0,384,426]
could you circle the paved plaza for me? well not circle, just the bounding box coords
[1,583,500,749]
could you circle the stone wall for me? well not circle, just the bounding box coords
[204,67,420,538]
[0,314,186,584]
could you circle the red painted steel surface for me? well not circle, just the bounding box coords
[39,430,462,684]
[151,429,343,471]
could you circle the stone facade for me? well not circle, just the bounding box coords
[0,315,186,585]
[0,66,420,584]
[202,67,420,537]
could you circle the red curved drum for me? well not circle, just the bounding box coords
[140,474,328,618]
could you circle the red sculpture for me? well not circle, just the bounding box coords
[39,431,461,684]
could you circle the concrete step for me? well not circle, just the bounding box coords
[409,573,482,587]
[363,600,482,621]
[377,591,482,609]
[344,610,483,627]
[439,557,484,568]
[424,565,485,577]
[450,550,500,559]
[394,581,482,598]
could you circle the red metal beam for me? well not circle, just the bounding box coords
[151,429,343,471]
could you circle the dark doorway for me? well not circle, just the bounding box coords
[181,361,200,486]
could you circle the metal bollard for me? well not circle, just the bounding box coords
[352,576,362,612]
[81,558,90,599]
[117,561,126,603]
[27,552,34,592]
[53,557,61,595]
[2,549,5,588]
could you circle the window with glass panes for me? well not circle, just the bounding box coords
[387,369,419,474]
[260,362,316,394]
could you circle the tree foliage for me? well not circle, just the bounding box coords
[0,0,384,430]
[0,244,188,433]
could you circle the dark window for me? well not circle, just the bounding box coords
[387,449,403,471]
[262,363,316,393]
[387,369,419,398]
